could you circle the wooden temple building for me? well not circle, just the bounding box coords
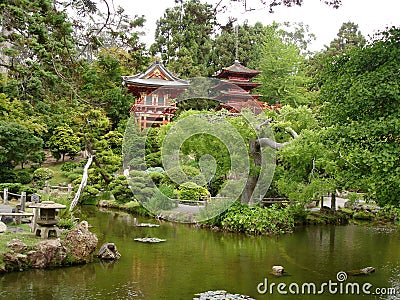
[214,60,262,114]
[124,59,263,128]
[123,60,189,130]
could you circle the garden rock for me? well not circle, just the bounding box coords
[272,265,284,276]
[7,238,27,252]
[97,242,121,260]
[28,238,68,268]
[2,252,24,271]
[63,221,98,263]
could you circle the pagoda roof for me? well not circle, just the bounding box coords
[122,60,189,88]
[215,60,261,79]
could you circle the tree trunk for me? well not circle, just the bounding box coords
[70,154,93,211]
[331,192,336,211]
[241,124,299,204]
[241,139,262,204]
[0,9,11,77]
[85,138,111,185]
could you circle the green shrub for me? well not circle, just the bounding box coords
[58,218,76,229]
[149,172,164,185]
[81,185,100,204]
[353,211,374,220]
[30,164,40,171]
[146,191,175,212]
[177,182,209,201]
[17,170,33,184]
[0,183,22,194]
[61,162,79,172]
[163,165,206,187]
[158,184,175,198]
[207,202,294,235]
[127,170,156,201]
[108,175,133,204]
[0,169,17,183]
[65,172,81,181]
[33,168,54,184]
[146,167,164,173]
[145,152,162,167]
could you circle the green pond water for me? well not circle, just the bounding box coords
[1,206,400,300]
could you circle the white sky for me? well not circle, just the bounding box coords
[115,0,400,51]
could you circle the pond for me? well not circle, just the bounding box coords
[1,206,399,299]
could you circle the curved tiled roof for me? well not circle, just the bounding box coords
[122,60,189,87]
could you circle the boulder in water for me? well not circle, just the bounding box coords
[62,221,98,264]
[272,265,284,276]
[97,243,121,260]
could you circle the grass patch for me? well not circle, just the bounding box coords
[0,229,40,254]
[45,163,71,185]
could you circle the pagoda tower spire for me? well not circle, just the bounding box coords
[235,24,239,63]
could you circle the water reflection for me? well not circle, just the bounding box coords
[0,207,399,299]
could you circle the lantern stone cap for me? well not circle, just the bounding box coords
[29,201,66,209]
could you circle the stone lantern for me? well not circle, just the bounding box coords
[29,201,66,239]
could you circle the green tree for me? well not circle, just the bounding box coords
[150,0,217,77]
[256,25,309,106]
[308,22,366,90]
[210,22,266,74]
[319,27,400,206]
[0,121,43,170]
[279,22,316,54]
[325,21,366,57]
[48,125,81,161]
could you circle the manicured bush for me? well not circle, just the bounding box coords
[33,167,54,182]
[149,172,164,185]
[17,170,33,184]
[207,202,294,235]
[61,162,79,172]
[108,175,133,204]
[0,183,23,194]
[177,181,209,201]
[145,152,161,167]
[0,169,17,183]
[158,184,175,198]
[163,165,206,187]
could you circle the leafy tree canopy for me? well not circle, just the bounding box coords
[150,0,217,77]
[0,121,43,170]
[320,27,400,206]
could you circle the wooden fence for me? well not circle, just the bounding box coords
[43,181,73,195]
[2,188,27,210]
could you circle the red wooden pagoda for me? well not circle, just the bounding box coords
[214,60,263,114]
[123,60,189,130]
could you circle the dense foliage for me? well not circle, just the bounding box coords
[319,27,400,206]
[0,0,398,218]
[208,202,294,235]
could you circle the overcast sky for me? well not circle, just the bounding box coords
[116,0,400,51]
